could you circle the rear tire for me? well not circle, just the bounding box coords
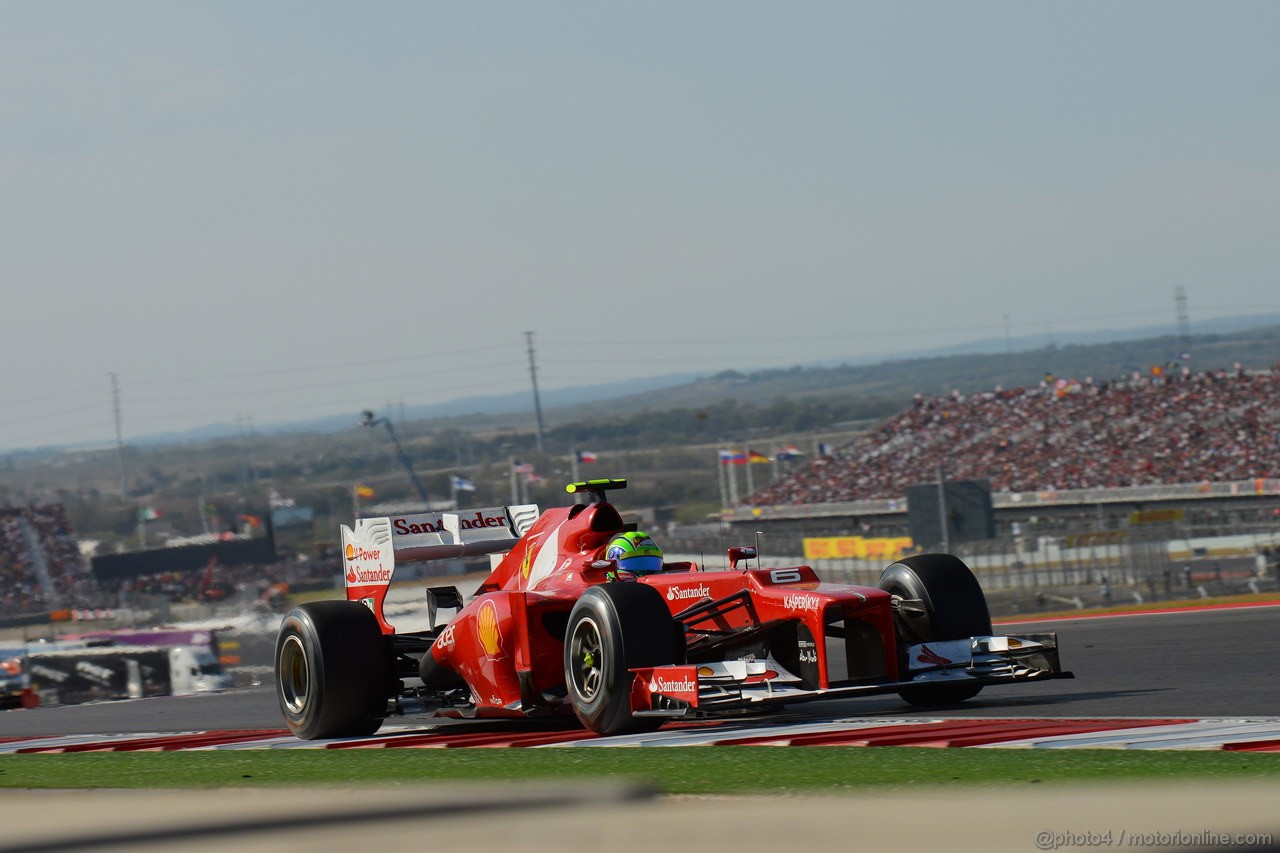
[564,583,683,736]
[879,554,991,707]
[274,601,392,739]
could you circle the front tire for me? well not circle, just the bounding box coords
[274,601,392,739]
[564,583,683,736]
[879,554,991,707]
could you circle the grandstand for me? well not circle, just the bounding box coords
[722,367,1280,541]
[0,502,337,623]
[749,367,1280,506]
[0,504,100,618]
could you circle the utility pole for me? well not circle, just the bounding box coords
[937,463,950,553]
[236,414,258,493]
[109,372,127,497]
[525,331,546,453]
[198,476,211,535]
[717,453,727,508]
[1175,286,1192,359]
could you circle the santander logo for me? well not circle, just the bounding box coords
[344,538,390,586]
[393,512,506,536]
[666,585,710,602]
[345,565,392,584]
[648,676,697,694]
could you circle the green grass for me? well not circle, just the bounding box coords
[1,748,1277,792]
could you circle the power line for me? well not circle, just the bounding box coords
[1176,286,1192,357]
[127,341,526,388]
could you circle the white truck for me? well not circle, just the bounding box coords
[24,644,233,706]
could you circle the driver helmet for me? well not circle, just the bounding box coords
[604,531,664,575]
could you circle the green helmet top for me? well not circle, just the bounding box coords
[604,531,664,574]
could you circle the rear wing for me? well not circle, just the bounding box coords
[342,504,539,633]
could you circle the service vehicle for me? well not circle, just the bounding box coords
[1,647,34,709]
[24,644,232,705]
[274,479,1071,739]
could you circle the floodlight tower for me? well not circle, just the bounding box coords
[360,410,430,507]
[525,331,546,453]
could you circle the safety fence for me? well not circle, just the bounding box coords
[667,521,1280,612]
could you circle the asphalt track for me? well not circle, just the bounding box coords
[4,606,1279,851]
[4,604,1277,740]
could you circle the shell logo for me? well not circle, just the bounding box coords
[476,600,503,658]
[345,544,355,560]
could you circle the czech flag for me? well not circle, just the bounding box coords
[575,450,598,463]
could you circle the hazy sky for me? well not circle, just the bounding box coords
[3,2,1278,452]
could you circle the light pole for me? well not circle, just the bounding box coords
[361,410,431,508]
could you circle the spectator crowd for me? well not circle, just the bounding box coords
[1,505,99,617]
[749,367,1280,506]
[2,503,336,618]
[102,553,336,609]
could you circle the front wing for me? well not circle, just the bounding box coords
[629,632,1072,718]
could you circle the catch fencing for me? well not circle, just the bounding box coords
[667,520,1280,613]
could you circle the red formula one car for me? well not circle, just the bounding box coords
[274,479,1070,739]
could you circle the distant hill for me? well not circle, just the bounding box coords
[122,371,706,447]
[77,314,1280,449]
[548,322,1280,424]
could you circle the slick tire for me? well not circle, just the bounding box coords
[564,583,684,736]
[879,553,992,707]
[274,601,392,739]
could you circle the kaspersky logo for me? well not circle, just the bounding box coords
[783,593,822,611]
[666,585,710,601]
